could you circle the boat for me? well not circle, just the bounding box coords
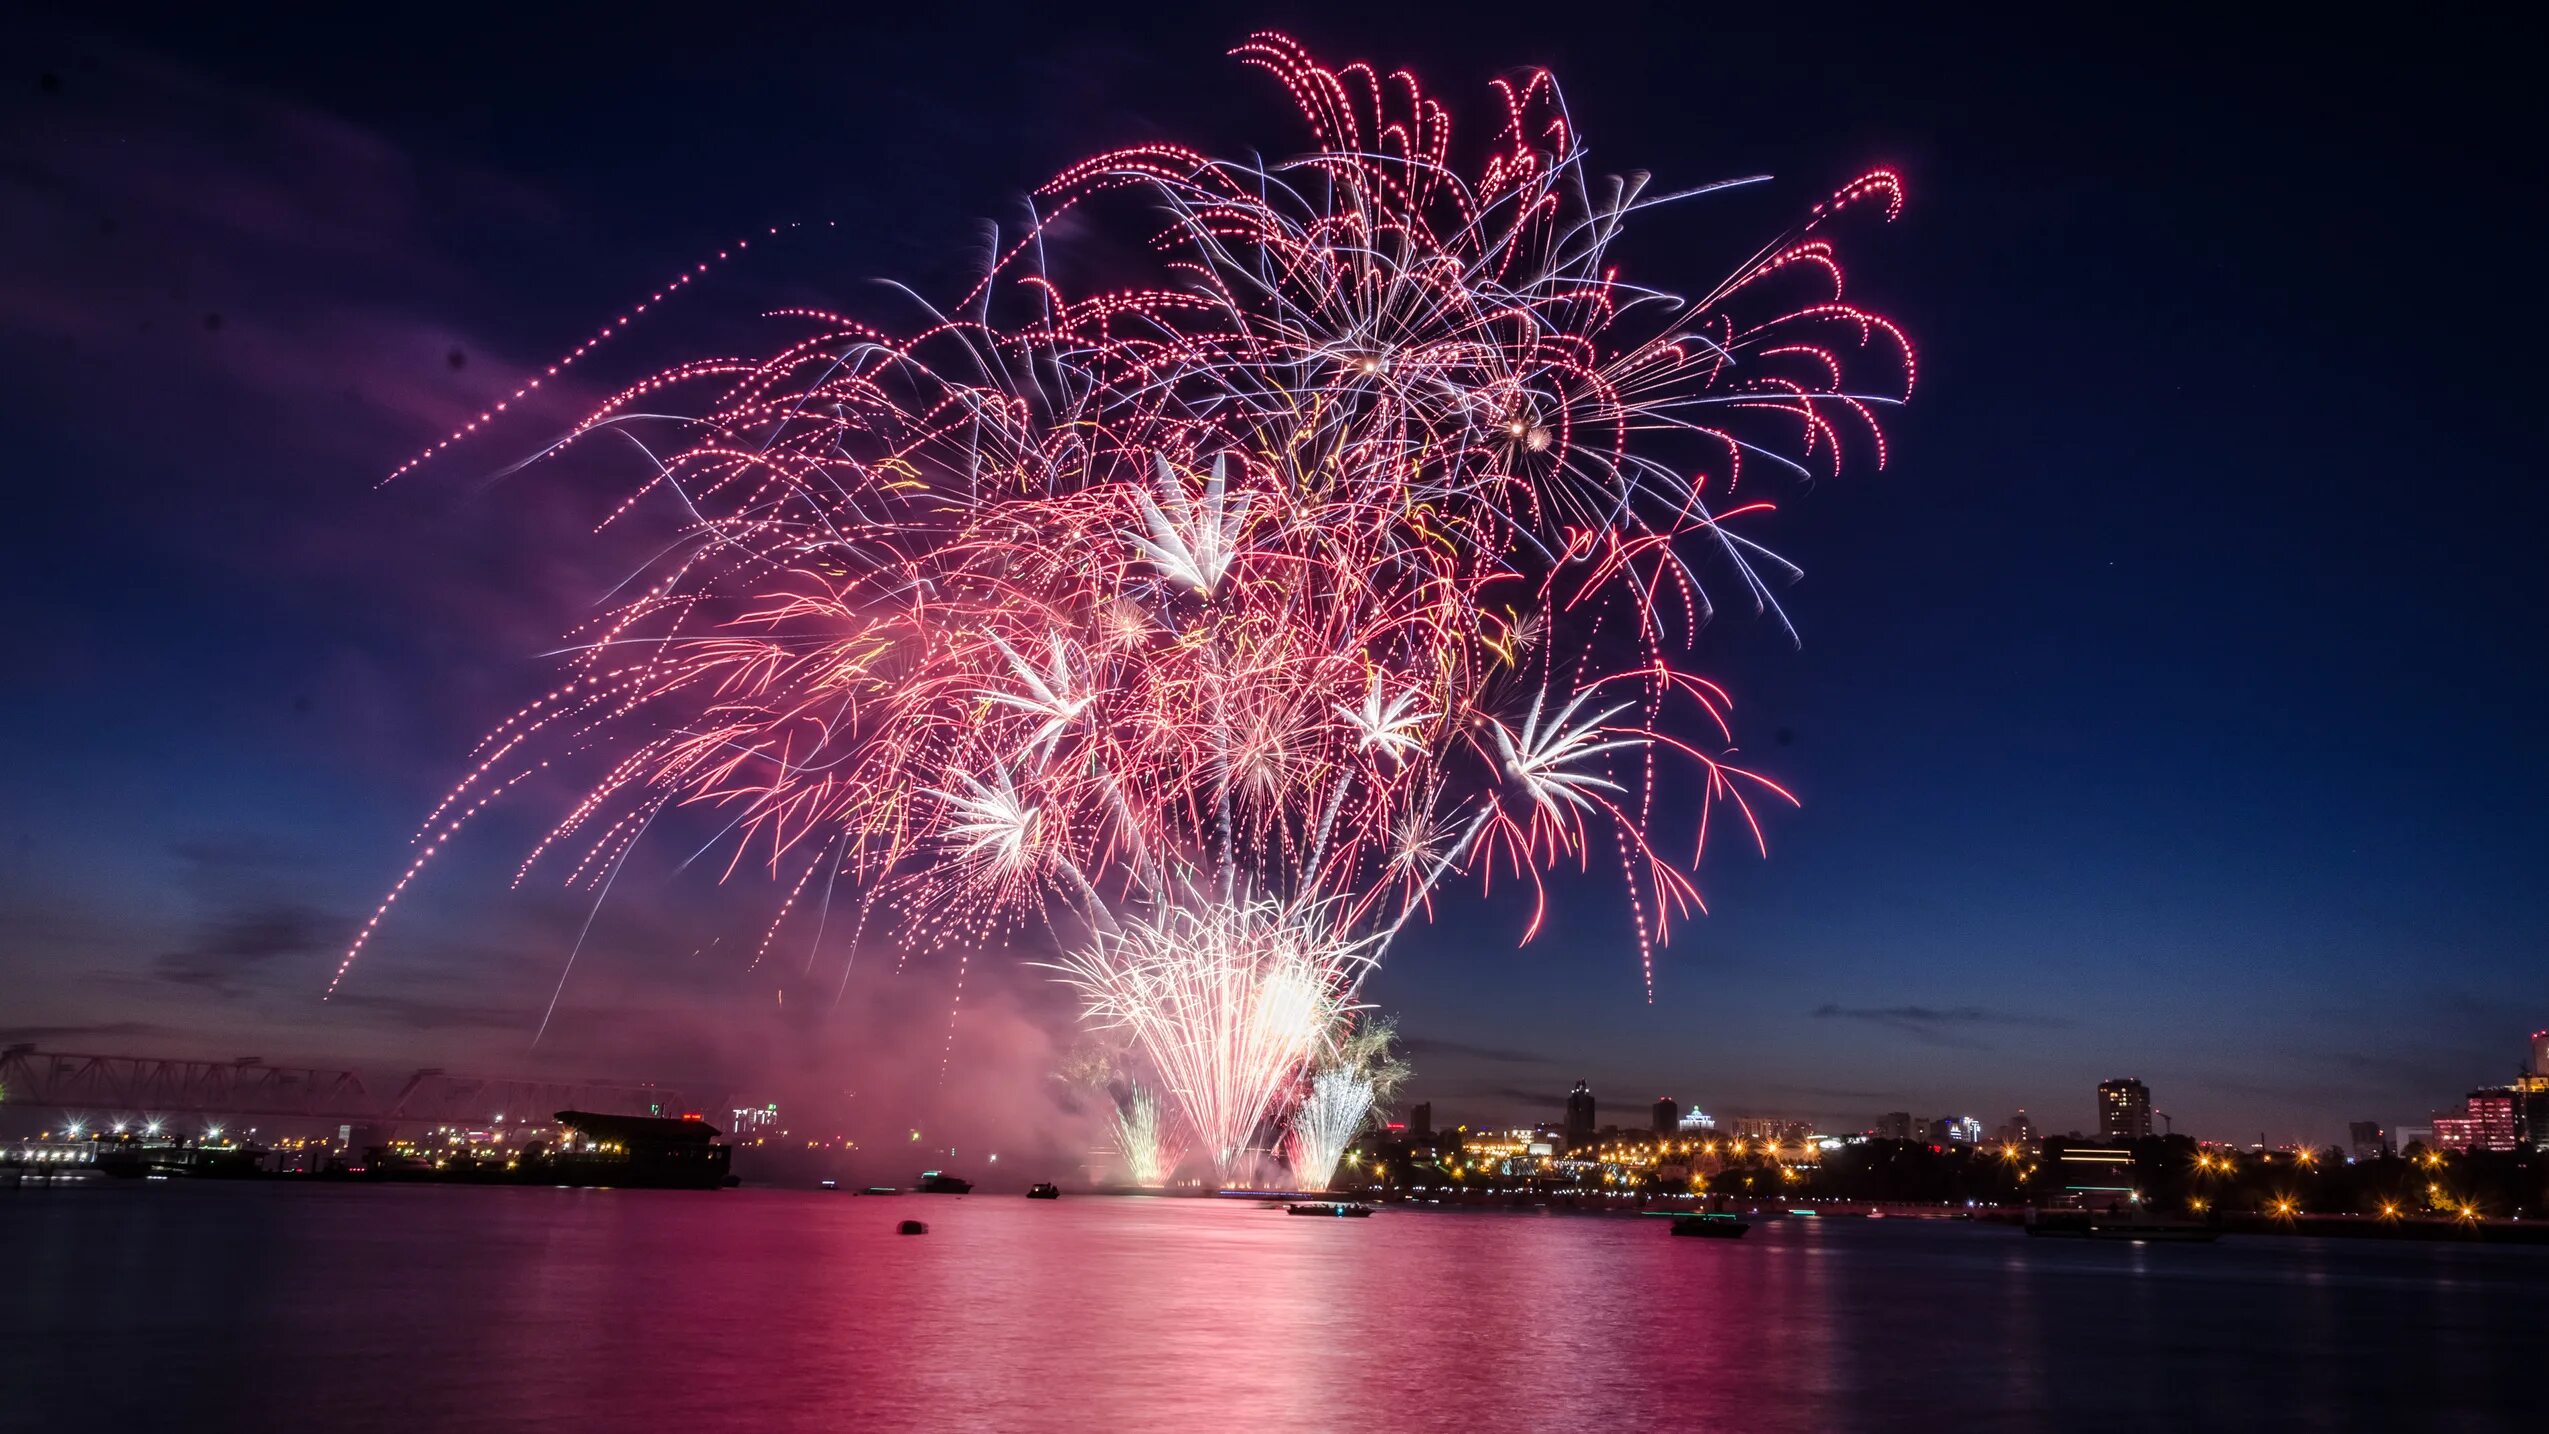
[859,1185,899,1195]
[916,1170,974,1194]
[1285,1201,1373,1217]
[1026,1182,1061,1199]
[1667,1213,1751,1239]
[897,1220,928,1235]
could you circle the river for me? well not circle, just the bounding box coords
[3,1183,2538,1432]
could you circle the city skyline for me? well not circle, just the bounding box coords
[1396,1021,2549,1152]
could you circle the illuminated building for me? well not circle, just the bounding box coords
[1651,1097,1678,1135]
[2457,1088,2520,1153]
[729,1101,780,1137]
[1728,1116,1812,1146]
[2518,1031,2549,1150]
[2097,1078,2152,1142]
[1920,1115,1982,1146]
[1999,1110,2036,1145]
[2432,1114,2480,1154]
[1564,1081,1596,1154]
[1677,1109,1717,1134]
[2347,1121,2389,1161]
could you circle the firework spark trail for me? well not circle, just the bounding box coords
[1285,1017,1408,1191]
[1285,1069,1375,1194]
[1049,899,1369,1181]
[1110,1082,1182,1188]
[340,33,1911,1167]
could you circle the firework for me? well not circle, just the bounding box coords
[1285,1018,1409,1192]
[1110,1082,1182,1188]
[1053,898,1366,1181]
[342,34,1911,1167]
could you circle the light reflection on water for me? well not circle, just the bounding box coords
[3,1185,2540,1432]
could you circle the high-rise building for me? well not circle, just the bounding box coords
[2462,1088,2520,1153]
[2516,1032,2549,1150]
[1999,1110,2037,1146]
[1564,1081,1596,1153]
[1407,1102,1433,1140]
[1874,1111,1915,1141]
[2433,1114,2480,1154]
[1651,1097,1678,1135]
[2347,1121,2389,1161]
[2098,1079,2153,1142]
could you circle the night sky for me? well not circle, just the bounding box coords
[5,3,2543,1151]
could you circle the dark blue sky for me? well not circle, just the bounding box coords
[4,3,2542,1148]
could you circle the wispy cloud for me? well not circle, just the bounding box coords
[0,1020,195,1046]
[152,901,339,997]
[1809,1003,2074,1049]
[1759,1083,1898,1102]
[1399,1036,1555,1066]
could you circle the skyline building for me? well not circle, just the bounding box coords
[2461,1088,2520,1153]
[1874,1111,1915,1141]
[1728,1116,1813,1146]
[1999,1110,2036,1145]
[2348,1121,2389,1161]
[1564,1081,1596,1154]
[1406,1102,1433,1140]
[1651,1097,1678,1135]
[2434,1113,2480,1153]
[1677,1109,1718,1135]
[2098,1078,2153,1142]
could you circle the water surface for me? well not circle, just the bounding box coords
[3,1185,2537,1432]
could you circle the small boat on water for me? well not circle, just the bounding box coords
[1667,1213,1751,1239]
[818,1179,839,1191]
[859,1185,899,1195]
[916,1170,974,1194]
[1286,1201,1372,1217]
[1026,1182,1061,1200]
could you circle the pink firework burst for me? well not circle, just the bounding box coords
[338,33,1912,1151]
